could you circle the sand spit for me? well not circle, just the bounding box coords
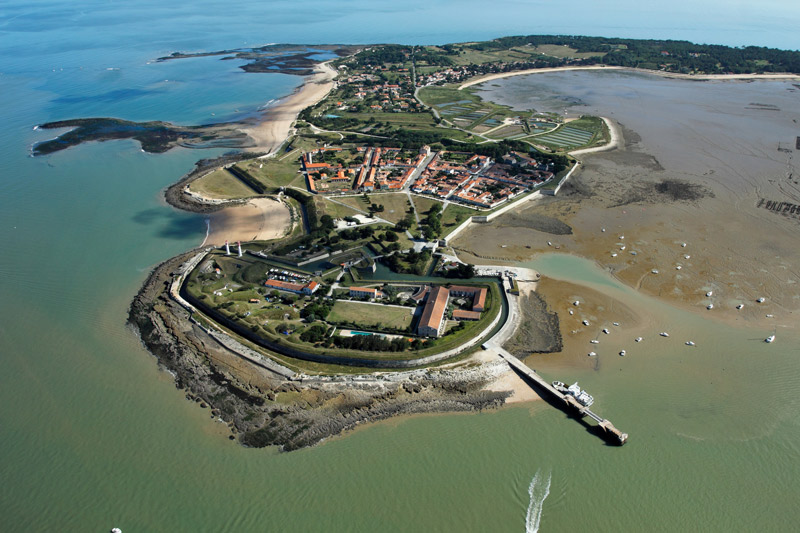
[204,197,291,246]
[458,65,800,90]
[240,61,337,155]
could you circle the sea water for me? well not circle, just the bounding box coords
[2,1,800,531]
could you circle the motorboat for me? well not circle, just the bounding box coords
[685,341,695,346]
[619,350,626,356]
[766,335,776,343]
[659,332,670,337]
[635,337,643,342]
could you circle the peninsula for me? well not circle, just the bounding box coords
[38,35,800,450]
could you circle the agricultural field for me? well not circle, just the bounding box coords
[527,116,607,151]
[417,86,527,139]
[188,168,257,199]
[327,300,414,331]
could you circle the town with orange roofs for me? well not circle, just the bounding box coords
[303,145,555,209]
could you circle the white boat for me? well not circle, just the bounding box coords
[757,297,765,303]
[602,328,610,334]
[613,322,620,326]
[685,341,695,346]
[765,335,775,343]
[111,529,122,533]
[681,242,687,247]
[635,337,643,342]
[619,350,626,356]
[676,266,682,270]
[573,300,580,306]
[706,291,713,297]
[651,269,659,274]
[660,332,670,337]
[588,351,597,357]
[590,339,599,344]
[684,254,691,259]
[611,253,618,257]
[736,304,744,310]
[630,251,637,255]
[707,304,714,310]
[568,309,574,315]
[582,320,590,326]
[566,382,594,407]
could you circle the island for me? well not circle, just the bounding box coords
[38,35,800,450]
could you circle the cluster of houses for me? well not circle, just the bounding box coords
[338,73,421,113]
[413,151,554,208]
[304,146,429,193]
[303,144,554,208]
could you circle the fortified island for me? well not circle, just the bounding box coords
[39,34,800,450]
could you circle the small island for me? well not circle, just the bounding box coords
[41,34,799,450]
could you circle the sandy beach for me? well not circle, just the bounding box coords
[240,61,337,155]
[458,65,800,90]
[203,197,291,246]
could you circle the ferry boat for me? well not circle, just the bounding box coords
[552,381,595,407]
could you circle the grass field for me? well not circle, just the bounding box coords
[318,198,364,219]
[337,192,414,226]
[328,300,413,331]
[441,203,478,227]
[530,44,605,60]
[188,168,257,199]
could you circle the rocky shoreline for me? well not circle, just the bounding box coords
[128,251,511,451]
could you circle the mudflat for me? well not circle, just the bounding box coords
[455,70,800,331]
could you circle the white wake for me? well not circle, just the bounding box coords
[525,469,552,533]
[200,217,211,246]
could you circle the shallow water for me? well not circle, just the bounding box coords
[3,1,800,531]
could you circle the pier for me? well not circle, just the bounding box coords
[488,344,628,445]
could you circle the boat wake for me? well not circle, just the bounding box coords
[200,217,210,246]
[525,469,552,533]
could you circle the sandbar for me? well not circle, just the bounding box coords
[458,65,800,90]
[240,61,337,155]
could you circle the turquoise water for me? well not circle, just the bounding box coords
[2,1,800,531]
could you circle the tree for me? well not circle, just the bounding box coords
[320,214,335,232]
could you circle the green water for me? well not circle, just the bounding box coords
[3,4,800,528]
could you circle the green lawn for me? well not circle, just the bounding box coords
[328,300,414,331]
[318,197,364,219]
[441,203,478,228]
[188,168,257,199]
